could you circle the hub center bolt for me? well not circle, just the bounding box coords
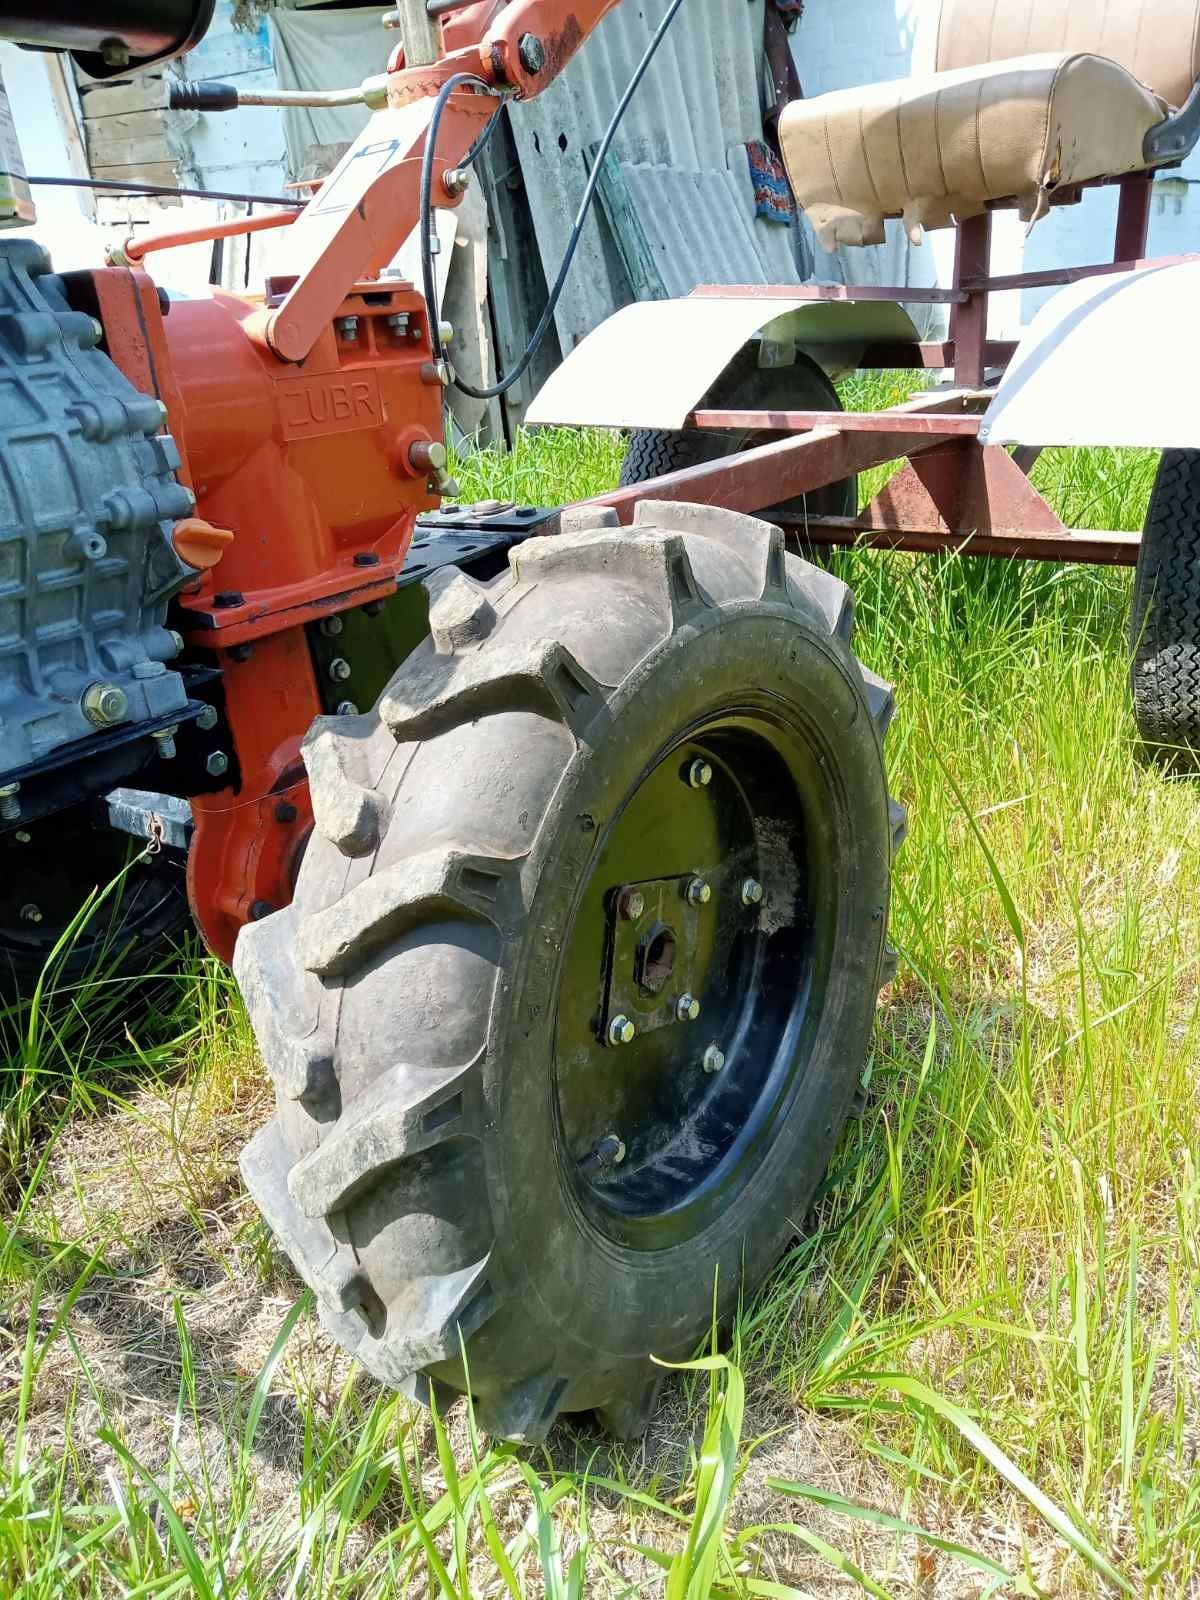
[741,878,764,906]
[676,993,700,1022]
[685,876,711,906]
[608,1014,636,1046]
[687,758,712,788]
[702,1043,725,1074]
[617,888,645,921]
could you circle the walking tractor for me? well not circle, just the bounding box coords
[3,0,1199,1438]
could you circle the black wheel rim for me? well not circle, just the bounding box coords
[553,695,843,1251]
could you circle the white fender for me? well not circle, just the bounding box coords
[525,293,922,431]
[981,258,1200,449]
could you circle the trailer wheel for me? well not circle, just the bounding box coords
[620,347,857,522]
[1130,449,1200,769]
[237,501,901,1441]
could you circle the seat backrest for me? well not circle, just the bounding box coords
[937,0,1200,107]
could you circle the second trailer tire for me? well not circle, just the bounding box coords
[238,501,902,1441]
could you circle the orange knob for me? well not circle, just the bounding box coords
[172,517,234,572]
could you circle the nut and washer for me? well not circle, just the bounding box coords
[617,888,645,922]
[687,758,713,788]
[0,784,20,822]
[336,315,359,341]
[328,657,352,683]
[195,704,219,732]
[702,1043,725,1074]
[205,751,230,778]
[607,1014,636,1046]
[387,312,409,334]
[442,168,471,198]
[741,878,764,906]
[82,681,128,728]
[685,876,711,906]
[676,993,701,1023]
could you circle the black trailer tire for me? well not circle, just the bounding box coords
[620,347,858,521]
[237,501,902,1442]
[1130,449,1200,769]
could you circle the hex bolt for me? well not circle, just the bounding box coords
[336,315,359,341]
[741,878,764,906]
[320,615,344,637]
[685,876,711,906]
[687,758,713,788]
[205,751,229,779]
[676,993,701,1023]
[336,700,359,716]
[82,681,128,728]
[152,726,178,760]
[518,32,546,73]
[702,1043,726,1074]
[596,1134,626,1166]
[607,1014,636,1046]
[617,888,645,922]
[387,312,409,334]
[0,784,20,822]
[195,704,219,732]
[328,658,352,683]
[442,168,471,198]
[19,903,43,924]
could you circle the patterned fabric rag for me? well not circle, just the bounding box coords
[745,138,796,224]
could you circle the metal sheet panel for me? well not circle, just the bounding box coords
[507,0,809,352]
[980,260,1200,448]
[525,295,921,430]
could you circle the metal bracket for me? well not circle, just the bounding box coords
[1144,76,1200,164]
[106,788,194,852]
[600,874,715,1042]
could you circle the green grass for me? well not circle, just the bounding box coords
[2,396,1198,1596]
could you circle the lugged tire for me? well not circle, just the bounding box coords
[620,347,858,522]
[238,500,902,1442]
[1130,449,1200,769]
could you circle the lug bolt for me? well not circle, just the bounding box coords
[82,681,128,728]
[685,876,711,906]
[676,993,700,1022]
[336,315,359,341]
[336,700,359,716]
[320,615,344,637]
[328,658,352,683]
[741,878,764,906]
[0,784,20,822]
[596,1133,625,1166]
[205,751,229,778]
[19,903,43,924]
[152,726,178,760]
[687,758,712,789]
[702,1043,725,1074]
[607,1014,636,1046]
[195,704,219,732]
[617,888,645,921]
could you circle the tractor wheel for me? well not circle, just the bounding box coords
[0,807,191,1001]
[1130,449,1200,770]
[237,500,902,1442]
[620,347,858,522]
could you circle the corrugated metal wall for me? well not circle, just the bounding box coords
[507,0,811,352]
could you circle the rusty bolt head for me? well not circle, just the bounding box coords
[518,32,546,74]
[608,1014,636,1046]
[702,1043,725,1074]
[676,993,701,1023]
[687,758,713,788]
[320,615,344,637]
[741,877,764,906]
[685,876,711,906]
[617,888,645,922]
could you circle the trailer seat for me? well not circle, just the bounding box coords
[779,0,1200,250]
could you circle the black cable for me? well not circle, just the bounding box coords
[423,0,689,400]
[26,174,303,206]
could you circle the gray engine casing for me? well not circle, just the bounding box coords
[0,238,194,780]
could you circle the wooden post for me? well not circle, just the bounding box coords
[395,0,441,66]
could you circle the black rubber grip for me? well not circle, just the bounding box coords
[168,79,239,112]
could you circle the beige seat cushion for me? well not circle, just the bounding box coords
[780,51,1168,252]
